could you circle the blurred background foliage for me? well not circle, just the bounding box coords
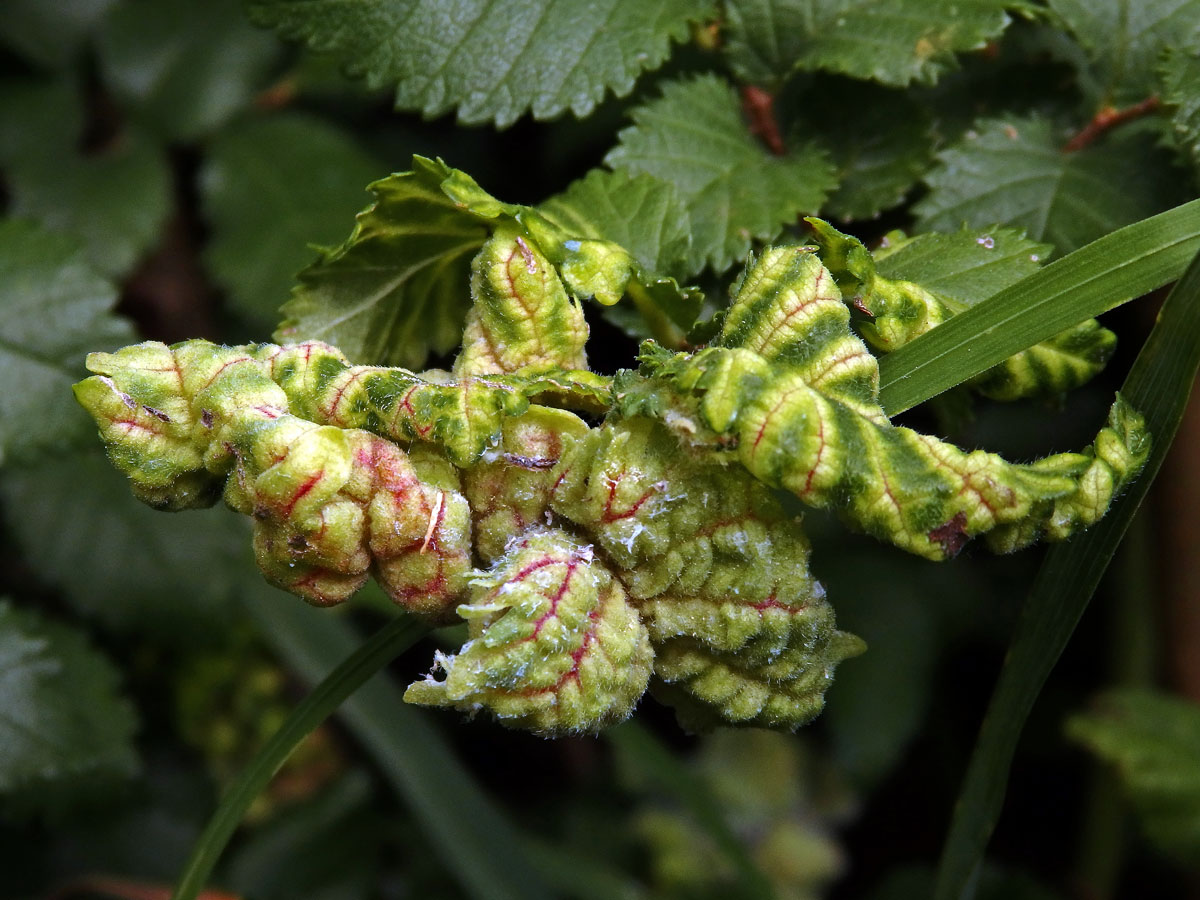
[0,1,1199,898]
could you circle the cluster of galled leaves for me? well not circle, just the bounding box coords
[75,161,1150,735]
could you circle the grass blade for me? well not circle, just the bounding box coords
[933,246,1200,899]
[879,198,1200,415]
[242,594,558,900]
[170,611,428,900]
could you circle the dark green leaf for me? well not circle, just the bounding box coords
[915,117,1184,256]
[873,226,1051,304]
[0,448,245,636]
[723,0,812,87]
[726,0,1020,89]
[933,244,1200,899]
[0,0,117,68]
[878,198,1200,414]
[0,79,81,162]
[0,221,134,463]
[606,74,836,274]
[1161,44,1200,176]
[7,135,172,279]
[1068,689,1200,865]
[1049,0,1200,105]
[248,0,711,128]
[97,0,281,140]
[201,113,381,326]
[0,601,138,804]
[801,82,935,220]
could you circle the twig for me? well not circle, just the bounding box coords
[740,85,785,156]
[1064,96,1161,152]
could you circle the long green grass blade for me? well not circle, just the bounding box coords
[933,246,1200,899]
[879,198,1200,415]
[605,722,776,899]
[170,611,428,900]
[242,595,558,900]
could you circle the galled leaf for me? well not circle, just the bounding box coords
[278,156,695,367]
[606,74,836,274]
[248,0,711,128]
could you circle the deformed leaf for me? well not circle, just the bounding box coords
[606,74,837,274]
[248,0,711,128]
[201,113,381,325]
[537,169,700,332]
[1068,689,1200,865]
[809,219,1114,400]
[0,601,138,804]
[0,221,135,464]
[915,116,1186,255]
[278,156,696,367]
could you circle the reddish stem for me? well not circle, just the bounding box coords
[1064,96,1161,152]
[740,85,786,156]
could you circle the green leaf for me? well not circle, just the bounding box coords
[932,243,1200,899]
[803,82,935,220]
[7,134,172,279]
[96,0,281,141]
[1049,0,1200,105]
[0,601,138,804]
[1161,44,1200,175]
[279,156,696,367]
[726,0,1020,89]
[201,113,382,326]
[606,74,836,274]
[1067,689,1200,865]
[915,117,1184,256]
[0,221,134,464]
[0,448,244,636]
[248,0,710,128]
[878,197,1200,415]
[873,226,1051,303]
[0,0,117,68]
[723,0,813,87]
